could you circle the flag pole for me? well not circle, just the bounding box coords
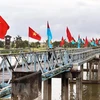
[28,36,30,50]
[28,28,31,52]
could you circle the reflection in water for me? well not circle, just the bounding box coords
[70,83,100,100]
[83,84,100,100]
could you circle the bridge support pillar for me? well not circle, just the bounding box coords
[98,61,100,80]
[86,62,89,79]
[43,79,52,100]
[89,62,92,80]
[80,64,83,81]
[71,70,82,100]
[12,71,42,100]
[76,72,82,100]
[61,73,69,100]
[87,62,89,70]
[92,63,94,80]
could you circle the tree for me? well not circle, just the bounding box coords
[30,42,35,48]
[0,40,4,48]
[15,35,22,48]
[53,41,60,47]
[30,41,40,48]
[35,41,40,48]
[22,40,28,48]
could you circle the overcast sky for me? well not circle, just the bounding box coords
[0,0,100,42]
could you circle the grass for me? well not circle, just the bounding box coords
[0,47,48,54]
[31,47,47,52]
[0,47,76,54]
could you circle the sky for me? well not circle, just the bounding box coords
[0,0,100,42]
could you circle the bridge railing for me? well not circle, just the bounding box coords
[66,47,92,53]
[0,48,71,82]
[69,48,100,65]
[0,47,100,83]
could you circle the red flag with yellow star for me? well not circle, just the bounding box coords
[28,27,41,41]
[0,16,9,39]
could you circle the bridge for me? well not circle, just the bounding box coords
[0,47,100,100]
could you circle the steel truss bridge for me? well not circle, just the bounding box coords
[0,47,100,84]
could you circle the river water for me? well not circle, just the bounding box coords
[42,64,100,100]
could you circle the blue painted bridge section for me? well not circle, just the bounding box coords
[0,47,100,83]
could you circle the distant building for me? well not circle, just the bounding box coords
[5,35,11,49]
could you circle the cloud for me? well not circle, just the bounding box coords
[0,0,100,42]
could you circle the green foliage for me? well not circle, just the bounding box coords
[53,41,60,47]
[15,35,22,48]
[11,35,29,48]
[21,40,28,48]
[0,41,4,48]
[30,41,40,48]
[0,35,98,50]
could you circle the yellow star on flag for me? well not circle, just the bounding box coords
[33,32,36,36]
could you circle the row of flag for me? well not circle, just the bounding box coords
[66,27,100,48]
[0,16,53,48]
[0,15,100,49]
[29,23,100,48]
[0,16,42,40]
